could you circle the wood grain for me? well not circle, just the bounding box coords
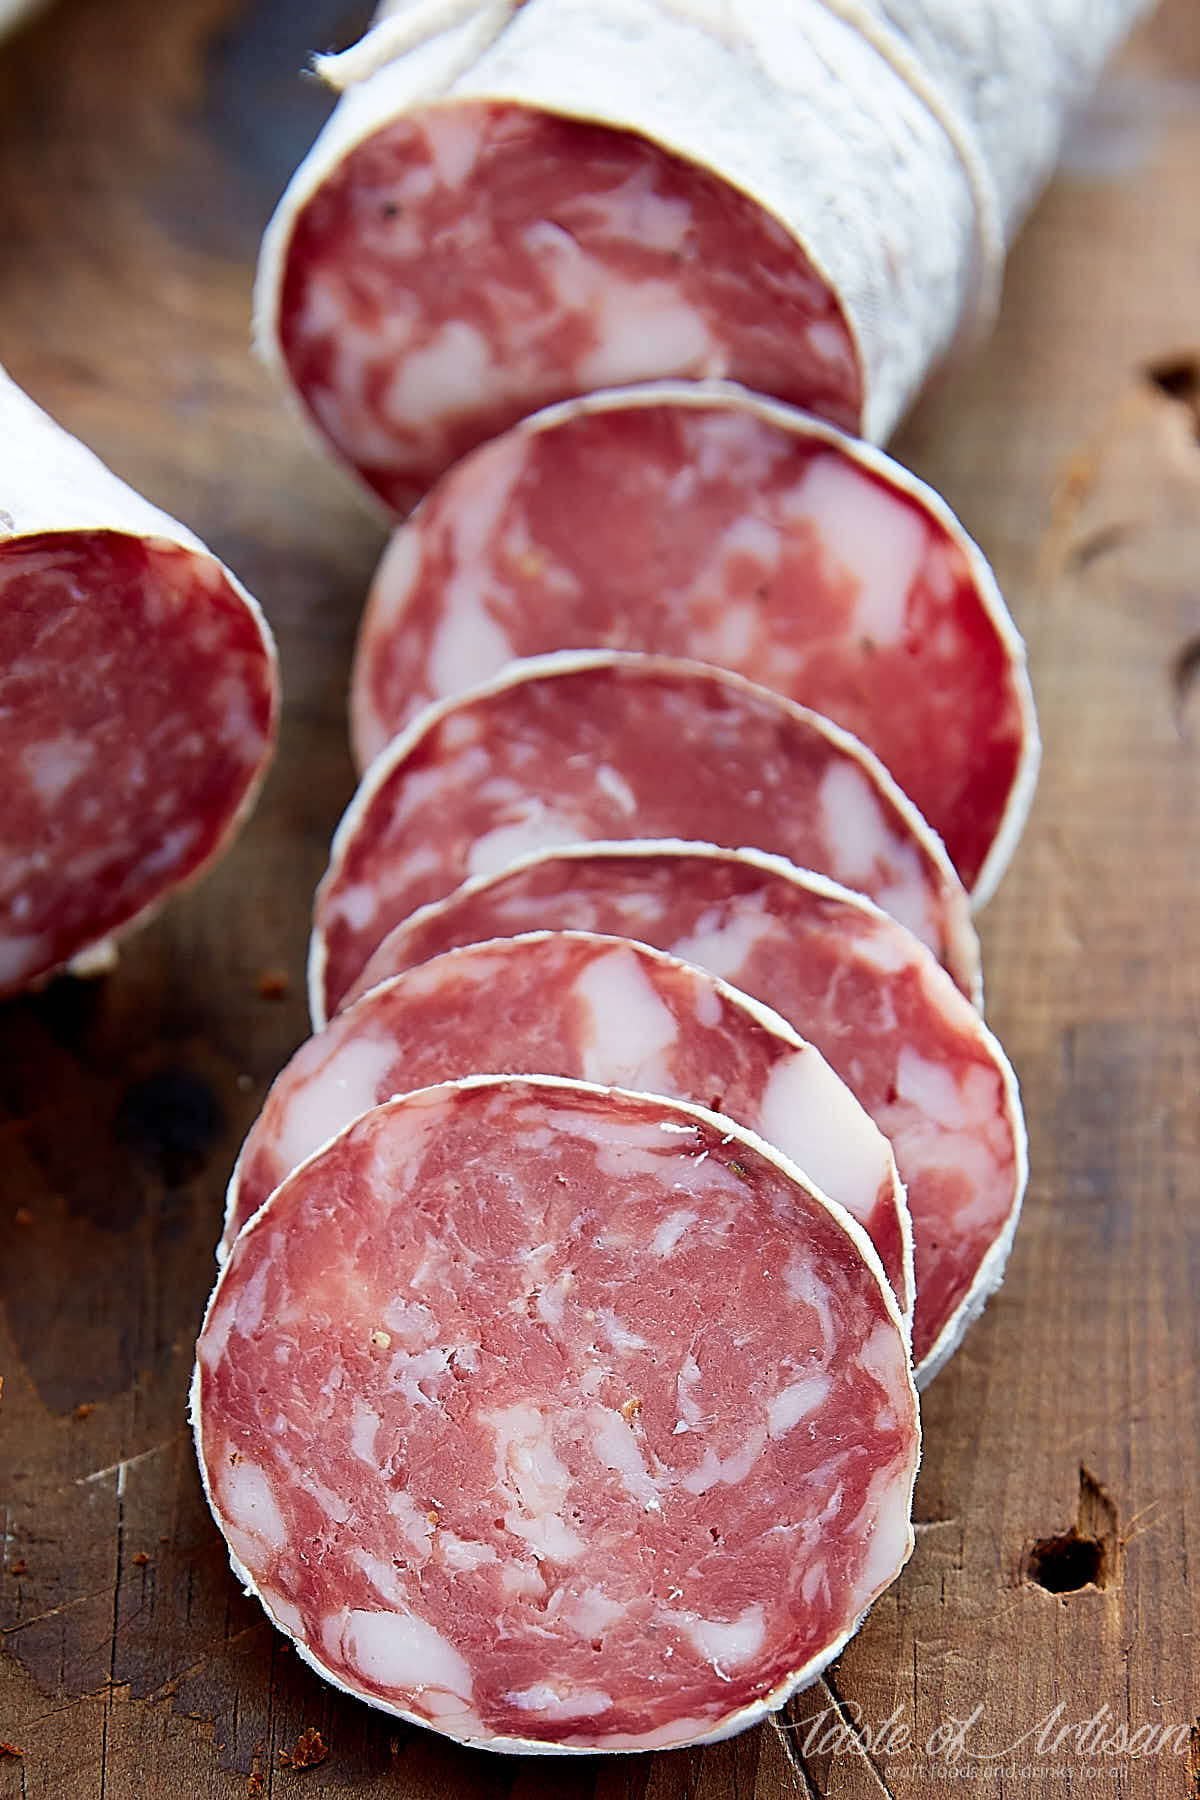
[1,2,1197,1795]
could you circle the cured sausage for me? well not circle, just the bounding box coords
[0,371,278,996]
[220,929,912,1322]
[349,383,1039,899]
[256,0,1144,510]
[340,841,1026,1383]
[311,651,980,1022]
[194,1074,920,1751]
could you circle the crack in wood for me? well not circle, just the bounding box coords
[769,1709,822,1799]
[819,1673,897,1800]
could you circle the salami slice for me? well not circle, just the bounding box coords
[311,651,980,1022]
[0,371,278,996]
[256,0,1144,509]
[349,383,1039,900]
[342,842,1026,1383]
[221,929,912,1322]
[194,1074,919,1752]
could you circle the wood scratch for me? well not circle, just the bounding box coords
[820,1673,897,1800]
[75,1437,181,1490]
[770,1710,822,1799]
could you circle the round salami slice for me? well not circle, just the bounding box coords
[311,651,980,1022]
[342,842,1026,1384]
[220,929,912,1323]
[0,371,279,997]
[349,383,1039,900]
[193,1074,920,1752]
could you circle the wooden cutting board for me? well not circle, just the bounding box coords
[1,3,1197,1795]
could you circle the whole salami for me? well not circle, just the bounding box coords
[349,383,1039,899]
[194,1074,920,1752]
[220,929,912,1322]
[311,650,981,1022]
[0,371,278,996]
[341,841,1026,1384]
[256,0,1145,510]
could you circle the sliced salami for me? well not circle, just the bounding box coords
[349,383,1038,899]
[342,842,1026,1383]
[0,371,278,996]
[311,651,980,1022]
[257,0,1143,509]
[194,1074,919,1752]
[221,929,912,1321]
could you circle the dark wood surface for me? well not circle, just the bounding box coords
[1,2,1197,1795]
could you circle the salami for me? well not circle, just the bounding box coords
[311,651,980,1022]
[341,842,1026,1383]
[256,0,1144,510]
[349,383,1039,899]
[220,929,912,1321]
[194,1074,919,1751]
[0,372,278,996]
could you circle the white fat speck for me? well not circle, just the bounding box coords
[676,1353,704,1428]
[567,1586,626,1638]
[421,108,486,187]
[22,733,93,804]
[848,1465,912,1597]
[467,808,582,878]
[138,822,200,880]
[506,1683,612,1719]
[593,764,639,815]
[680,1427,767,1496]
[767,1372,833,1437]
[339,1606,474,1700]
[649,1208,697,1257]
[349,1548,408,1607]
[380,1297,439,1344]
[757,1050,891,1231]
[219,1458,286,1552]
[571,946,681,1087]
[782,1253,837,1358]
[386,1345,452,1409]
[578,279,717,387]
[588,1405,662,1513]
[349,1398,382,1466]
[783,454,927,648]
[386,1490,436,1560]
[668,1604,767,1670]
[332,880,381,934]
[817,762,898,886]
[273,1029,399,1177]
[895,1046,974,1128]
[439,1532,499,1572]
[383,320,499,432]
[598,1310,650,1354]
[500,1560,548,1601]
[801,1559,829,1606]
[487,1402,583,1562]
[669,897,775,983]
[427,434,528,699]
[845,920,916,976]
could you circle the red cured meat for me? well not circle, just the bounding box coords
[350,388,1037,900]
[0,532,277,996]
[274,102,860,514]
[311,652,980,1022]
[194,1075,919,1751]
[342,843,1026,1382]
[221,931,911,1321]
